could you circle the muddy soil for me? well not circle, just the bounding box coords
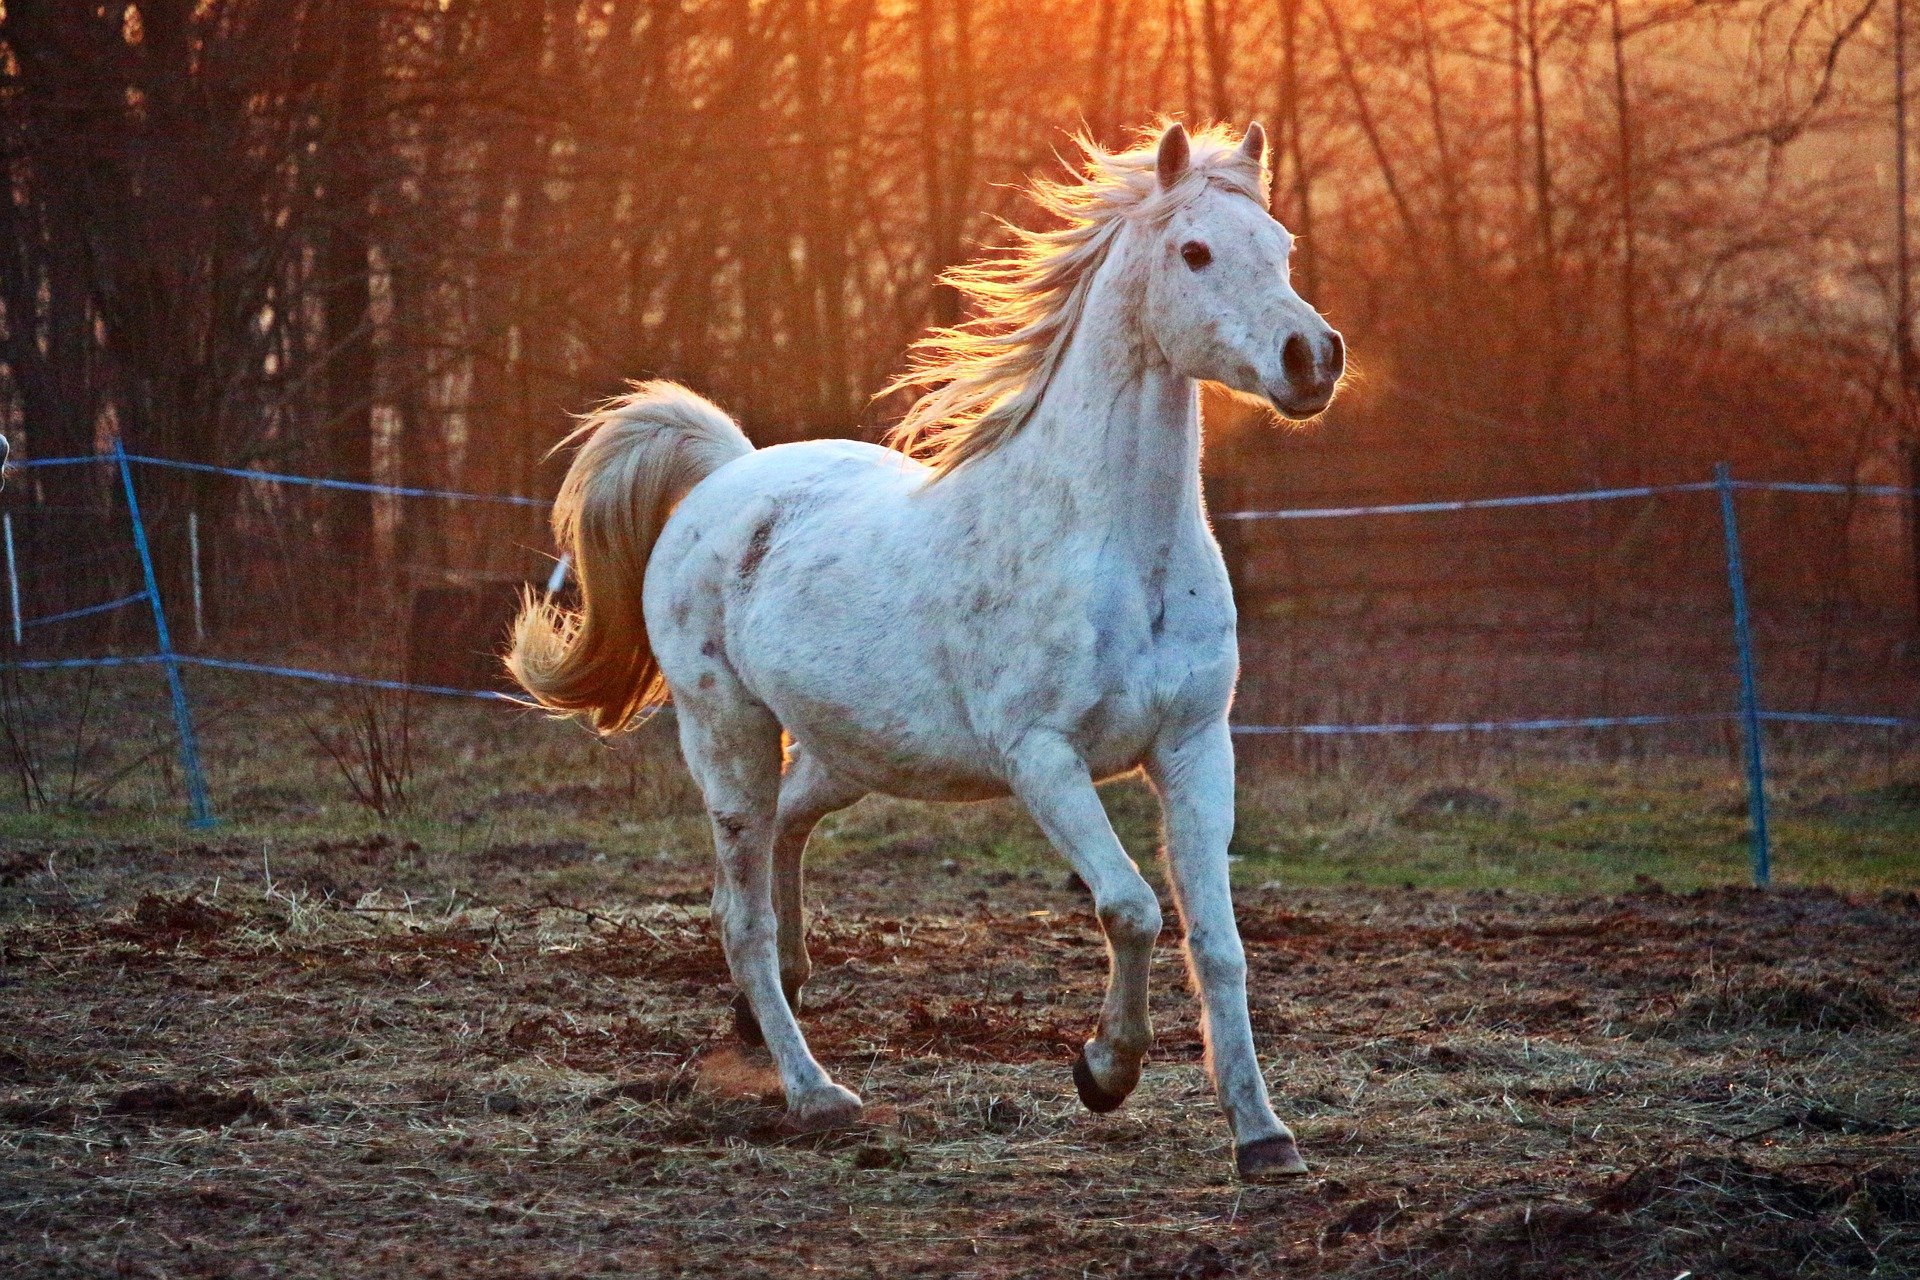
[2,838,1917,1277]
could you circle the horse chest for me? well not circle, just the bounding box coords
[1050,566,1235,769]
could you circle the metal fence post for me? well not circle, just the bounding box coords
[4,512,19,645]
[189,509,205,642]
[1713,462,1769,886]
[114,440,216,828]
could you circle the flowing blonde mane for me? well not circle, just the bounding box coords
[884,123,1268,478]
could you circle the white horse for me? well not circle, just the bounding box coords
[509,122,1343,1179]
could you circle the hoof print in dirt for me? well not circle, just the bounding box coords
[106,894,239,948]
[109,1083,275,1129]
[1071,1049,1130,1114]
[596,1076,693,1107]
[1235,1133,1309,1180]
[850,1142,910,1171]
[1169,1242,1235,1279]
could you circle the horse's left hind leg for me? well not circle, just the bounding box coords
[732,747,864,1047]
[679,703,862,1130]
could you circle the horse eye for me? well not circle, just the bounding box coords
[1180,241,1212,270]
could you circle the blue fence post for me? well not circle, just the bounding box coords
[1713,462,1769,886]
[114,440,216,828]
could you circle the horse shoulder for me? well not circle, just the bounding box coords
[1145,539,1239,721]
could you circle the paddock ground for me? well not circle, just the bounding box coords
[3,816,1917,1279]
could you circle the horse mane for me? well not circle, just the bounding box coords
[884,122,1268,479]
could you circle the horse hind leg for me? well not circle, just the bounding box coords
[678,699,862,1130]
[732,747,864,1047]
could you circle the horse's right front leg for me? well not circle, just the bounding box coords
[1149,720,1305,1179]
[1010,739,1163,1111]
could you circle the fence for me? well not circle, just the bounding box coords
[6,441,1919,884]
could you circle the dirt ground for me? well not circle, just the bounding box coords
[3,833,1918,1279]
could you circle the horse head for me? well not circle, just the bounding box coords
[1140,121,1345,421]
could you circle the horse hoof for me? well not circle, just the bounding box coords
[1235,1134,1309,1180]
[786,1084,864,1132]
[1072,1049,1131,1114]
[731,992,765,1047]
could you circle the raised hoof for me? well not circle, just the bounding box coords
[731,992,765,1047]
[1072,1049,1131,1114]
[1235,1134,1310,1180]
[785,1084,864,1133]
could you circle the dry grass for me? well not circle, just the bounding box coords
[2,832,1917,1278]
[1666,968,1903,1035]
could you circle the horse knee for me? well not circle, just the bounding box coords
[1098,886,1163,951]
[712,810,769,857]
[1187,929,1247,990]
[714,892,776,955]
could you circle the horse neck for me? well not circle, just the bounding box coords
[953,245,1204,567]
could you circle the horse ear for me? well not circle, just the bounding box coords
[1239,121,1267,167]
[1156,122,1191,189]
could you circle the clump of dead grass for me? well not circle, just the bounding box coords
[1374,1154,1920,1280]
[107,1081,277,1129]
[1664,967,1905,1034]
[103,892,238,947]
[899,996,1081,1061]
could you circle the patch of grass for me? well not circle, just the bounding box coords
[1,668,1916,896]
[1231,760,1920,894]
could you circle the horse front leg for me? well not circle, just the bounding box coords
[1148,720,1307,1179]
[1011,739,1163,1111]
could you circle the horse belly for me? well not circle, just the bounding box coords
[778,694,1011,802]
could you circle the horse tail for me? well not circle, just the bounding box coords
[507,381,753,733]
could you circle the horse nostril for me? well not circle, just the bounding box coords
[1283,333,1314,389]
[1327,331,1345,380]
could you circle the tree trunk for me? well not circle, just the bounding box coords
[1899,0,1920,632]
[1608,0,1639,406]
[322,0,379,577]
[918,0,959,327]
[1275,0,1317,301]
[1523,0,1555,276]
[1320,0,1421,248]
[1415,0,1465,289]
[1090,0,1120,142]
[1200,0,1232,119]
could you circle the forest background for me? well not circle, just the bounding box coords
[0,0,1914,713]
